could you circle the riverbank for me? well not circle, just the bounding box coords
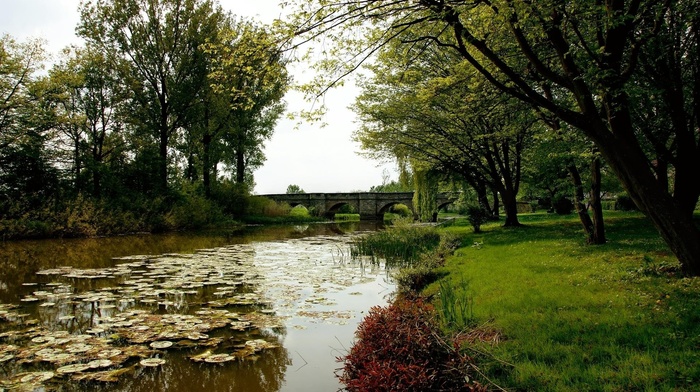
[0,195,333,241]
[430,211,700,390]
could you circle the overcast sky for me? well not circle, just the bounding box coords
[0,0,394,194]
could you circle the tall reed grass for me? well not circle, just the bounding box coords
[350,224,441,266]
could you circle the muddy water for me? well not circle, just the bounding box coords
[0,222,394,391]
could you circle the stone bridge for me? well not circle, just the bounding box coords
[260,192,458,220]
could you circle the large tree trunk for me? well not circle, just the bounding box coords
[159,130,168,191]
[474,181,492,215]
[74,134,81,194]
[597,99,700,276]
[499,187,521,227]
[158,95,169,192]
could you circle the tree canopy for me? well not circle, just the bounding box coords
[287,0,700,275]
[0,1,290,237]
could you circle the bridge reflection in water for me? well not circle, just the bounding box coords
[260,192,457,220]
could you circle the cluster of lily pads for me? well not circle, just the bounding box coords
[0,246,285,390]
[0,236,388,391]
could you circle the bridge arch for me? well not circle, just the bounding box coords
[326,201,360,218]
[437,200,455,212]
[377,202,416,219]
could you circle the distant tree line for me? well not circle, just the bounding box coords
[0,0,289,237]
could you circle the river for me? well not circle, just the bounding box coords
[0,222,394,391]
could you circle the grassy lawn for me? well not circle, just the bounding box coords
[429,212,700,391]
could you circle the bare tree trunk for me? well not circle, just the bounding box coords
[589,157,606,244]
[491,189,500,219]
[202,132,211,198]
[568,164,595,244]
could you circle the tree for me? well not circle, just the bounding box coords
[288,0,700,275]
[47,46,127,198]
[353,39,533,226]
[0,35,59,214]
[78,0,226,192]
[286,184,305,194]
[205,19,289,187]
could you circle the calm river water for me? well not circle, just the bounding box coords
[0,222,394,391]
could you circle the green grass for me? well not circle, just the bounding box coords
[430,211,700,391]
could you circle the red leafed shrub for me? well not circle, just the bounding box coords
[338,297,485,391]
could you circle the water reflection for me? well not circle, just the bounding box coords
[0,222,391,391]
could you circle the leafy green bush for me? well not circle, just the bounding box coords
[246,196,290,217]
[615,194,638,211]
[337,203,356,213]
[465,205,489,233]
[210,181,248,216]
[289,205,310,217]
[168,192,226,230]
[601,200,617,210]
[390,203,412,217]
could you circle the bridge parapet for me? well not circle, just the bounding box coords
[259,192,457,221]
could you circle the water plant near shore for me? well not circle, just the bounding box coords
[350,223,441,266]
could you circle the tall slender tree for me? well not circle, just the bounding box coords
[78,0,226,192]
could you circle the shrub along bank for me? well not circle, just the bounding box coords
[346,212,700,391]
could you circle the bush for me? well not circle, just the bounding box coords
[289,205,310,217]
[615,194,638,211]
[337,203,356,214]
[465,205,489,233]
[168,192,226,230]
[553,197,574,215]
[246,196,291,217]
[391,203,412,218]
[339,297,484,392]
[601,200,617,210]
[210,181,249,216]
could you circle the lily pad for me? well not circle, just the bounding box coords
[97,349,123,358]
[88,359,113,368]
[139,358,165,367]
[66,343,92,353]
[57,363,90,374]
[20,371,55,383]
[149,341,173,349]
[189,350,212,362]
[204,353,235,363]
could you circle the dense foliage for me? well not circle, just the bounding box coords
[0,1,289,238]
[287,0,700,275]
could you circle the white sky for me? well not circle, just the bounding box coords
[0,0,394,194]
